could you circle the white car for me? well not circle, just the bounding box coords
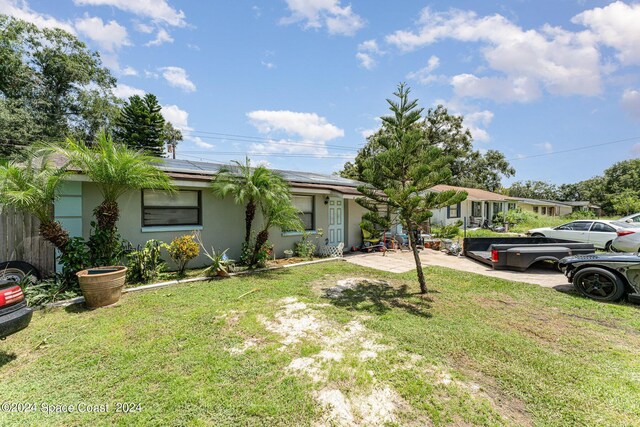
[620,212,640,223]
[528,220,637,250]
[611,223,640,252]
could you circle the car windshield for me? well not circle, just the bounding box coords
[611,221,640,229]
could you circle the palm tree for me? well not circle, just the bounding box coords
[56,131,174,232]
[0,153,70,253]
[251,188,304,266]
[211,157,287,246]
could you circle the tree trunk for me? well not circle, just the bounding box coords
[94,200,120,231]
[245,200,256,244]
[251,229,269,266]
[39,220,69,254]
[407,223,427,294]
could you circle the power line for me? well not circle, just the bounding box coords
[508,136,640,161]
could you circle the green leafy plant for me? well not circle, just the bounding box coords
[294,229,324,259]
[493,209,535,226]
[23,279,79,308]
[565,210,596,219]
[168,234,200,275]
[203,248,233,277]
[432,220,463,239]
[87,220,125,266]
[58,237,90,291]
[254,241,272,268]
[127,240,168,284]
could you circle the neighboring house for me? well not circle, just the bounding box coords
[429,185,516,227]
[512,199,601,217]
[509,198,573,217]
[561,201,602,216]
[53,159,368,270]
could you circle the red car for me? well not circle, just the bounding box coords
[0,280,32,340]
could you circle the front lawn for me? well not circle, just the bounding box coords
[1,261,639,426]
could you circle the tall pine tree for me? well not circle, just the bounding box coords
[114,94,165,156]
[356,84,467,294]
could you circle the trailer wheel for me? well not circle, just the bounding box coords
[0,261,41,285]
[573,267,626,302]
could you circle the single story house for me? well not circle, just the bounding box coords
[561,201,602,216]
[53,159,368,270]
[508,198,573,217]
[429,185,517,227]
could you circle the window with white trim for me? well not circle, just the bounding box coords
[292,195,314,230]
[142,190,201,227]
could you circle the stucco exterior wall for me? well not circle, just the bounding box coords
[344,199,367,250]
[80,182,358,269]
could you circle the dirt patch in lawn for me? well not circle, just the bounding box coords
[260,295,407,426]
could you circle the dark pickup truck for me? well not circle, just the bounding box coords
[0,280,32,340]
[463,237,595,272]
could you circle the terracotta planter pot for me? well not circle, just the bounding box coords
[77,266,127,308]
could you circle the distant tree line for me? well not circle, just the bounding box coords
[0,15,181,158]
[506,158,640,215]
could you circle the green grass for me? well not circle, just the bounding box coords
[1,261,639,426]
[463,214,620,238]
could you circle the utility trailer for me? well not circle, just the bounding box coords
[463,237,595,272]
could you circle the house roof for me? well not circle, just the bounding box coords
[430,184,510,201]
[508,198,571,207]
[158,159,362,189]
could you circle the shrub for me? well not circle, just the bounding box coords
[202,247,233,277]
[294,231,320,259]
[432,220,462,239]
[493,209,535,226]
[565,210,596,219]
[24,280,79,308]
[127,240,168,284]
[254,240,272,268]
[58,237,89,291]
[167,234,200,274]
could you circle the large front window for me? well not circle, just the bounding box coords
[292,195,314,230]
[142,190,201,227]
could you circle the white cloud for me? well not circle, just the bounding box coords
[621,88,640,120]
[355,52,375,70]
[134,21,154,33]
[437,98,494,142]
[281,0,364,36]
[0,0,75,33]
[247,110,344,156]
[74,0,186,27]
[407,55,443,84]
[261,61,276,69]
[386,7,603,101]
[192,137,214,150]
[146,28,173,46]
[159,66,196,92]
[356,39,383,69]
[451,74,541,103]
[75,15,130,52]
[112,83,145,99]
[161,104,191,131]
[536,142,554,153]
[121,66,138,76]
[161,104,214,150]
[572,1,640,66]
[463,109,494,142]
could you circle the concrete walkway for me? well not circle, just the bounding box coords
[345,249,571,289]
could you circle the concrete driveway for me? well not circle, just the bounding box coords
[345,249,572,290]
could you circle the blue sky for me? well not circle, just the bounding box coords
[2,0,640,185]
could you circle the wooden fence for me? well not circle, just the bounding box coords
[0,206,55,277]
